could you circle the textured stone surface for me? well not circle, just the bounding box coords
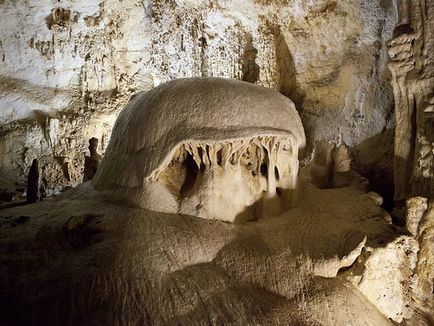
[92,78,305,222]
[0,171,401,325]
[386,1,434,324]
[388,0,434,201]
[406,197,434,324]
[0,0,397,195]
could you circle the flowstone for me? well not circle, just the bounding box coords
[93,78,305,223]
[388,1,434,321]
[0,172,402,325]
[0,78,427,325]
[83,137,102,182]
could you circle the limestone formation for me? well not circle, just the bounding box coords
[0,75,431,324]
[310,141,357,189]
[0,0,432,324]
[310,140,335,189]
[83,137,102,182]
[93,78,304,223]
[388,0,434,202]
[387,0,434,321]
[0,0,397,198]
[26,159,40,203]
[0,160,407,326]
[406,197,434,321]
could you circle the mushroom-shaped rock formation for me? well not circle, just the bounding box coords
[0,79,416,325]
[93,78,305,222]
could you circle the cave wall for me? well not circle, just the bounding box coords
[388,0,434,202]
[0,0,397,195]
[388,0,434,318]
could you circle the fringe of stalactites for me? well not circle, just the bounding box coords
[151,135,296,181]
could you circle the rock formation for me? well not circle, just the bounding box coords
[0,76,431,325]
[26,159,41,203]
[387,0,434,321]
[310,141,356,189]
[93,78,304,222]
[83,138,102,182]
[0,178,399,325]
[0,0,432,324]
[388,0,433,203]
[0,0,397,198]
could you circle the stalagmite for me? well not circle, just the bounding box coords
[26,159,40,203]
[310,141,354,189]
[83,137,102,182]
